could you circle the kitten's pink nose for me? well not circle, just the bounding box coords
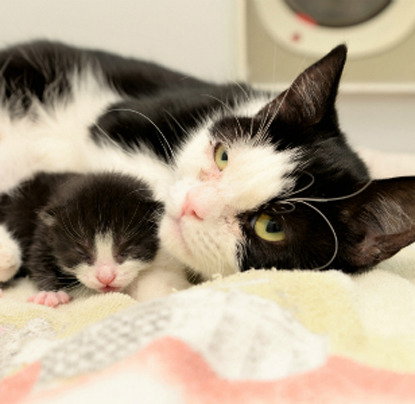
[181,191,204,220]
[96,264,116,285]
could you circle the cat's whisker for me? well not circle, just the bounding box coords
[254,103,272,145]
[253,94,282,146]
[230,81,251,102]
[92,121,134,156]
[201,93,244,137]
[280,179,372,271]
[286,171,316,198]
[287,179,373,204]
[163,109,192,139]
[270,201,296,215]
[287,200,339,271]
[106,108,175,163]
[261,87,292,142]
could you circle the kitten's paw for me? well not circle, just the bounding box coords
[27,290,71,307]
[0,225,22,282]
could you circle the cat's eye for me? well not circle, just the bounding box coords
[252,213,286,242]
[214,143,228,171]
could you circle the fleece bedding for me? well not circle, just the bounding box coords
[0,147,414,404]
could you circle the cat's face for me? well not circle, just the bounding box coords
[159,45,415,278]
[160,116,298,276]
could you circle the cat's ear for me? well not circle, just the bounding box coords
[256,45,347,126]
[336,177,415,271]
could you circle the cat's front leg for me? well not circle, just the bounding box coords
[126,251,191,302]
[27,290,72,307]
[0,225,22,283]
[127,267,191,302]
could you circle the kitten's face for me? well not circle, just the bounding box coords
[50,230,152,293]
[42,173,161,292]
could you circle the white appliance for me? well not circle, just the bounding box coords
[246,0,415,89]
[243,0,415,152]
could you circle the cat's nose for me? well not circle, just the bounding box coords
[181,191,204,220]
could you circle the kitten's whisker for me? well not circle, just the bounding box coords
[66,206,86,242]
[122,204,141,237]
[123,210,152,243]
[60,215,83,245]
[61,279,82,293]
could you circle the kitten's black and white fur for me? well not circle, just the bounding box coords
[0,172,188,305]
[0,40,414,301]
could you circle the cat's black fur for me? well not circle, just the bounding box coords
[1,41,244,163]
[0,172,161,291]
[0,40,414,276]
[240,177,415,272]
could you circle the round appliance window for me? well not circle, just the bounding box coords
[253,0,415,57]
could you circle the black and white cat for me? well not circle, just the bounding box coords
[0,40,414,297]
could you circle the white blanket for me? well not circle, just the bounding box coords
[1,147,414,404]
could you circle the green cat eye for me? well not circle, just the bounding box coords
[253,213,286,242]
[214,143,228,171]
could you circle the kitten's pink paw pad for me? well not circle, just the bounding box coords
[27,290,71,307]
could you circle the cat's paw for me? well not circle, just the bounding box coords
[0,225,22,282]
[27,290,71,307]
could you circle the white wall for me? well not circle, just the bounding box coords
[0,0,240,81]
[338,93,415,153]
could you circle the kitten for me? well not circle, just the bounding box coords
[0,172,189,306]
[0,40,413,286]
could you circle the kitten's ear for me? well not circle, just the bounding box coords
[256,45,347,126]
[337,177,415,271]
[39,208,58,226]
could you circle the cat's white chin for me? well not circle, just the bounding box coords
[163,215,194,257]
[159,213,240,279]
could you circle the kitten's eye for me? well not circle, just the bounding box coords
[119,249,131,259]
[74,247,91,261]
[214,143,228,171]
[252,213,286,242]
[116,246,135,262]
